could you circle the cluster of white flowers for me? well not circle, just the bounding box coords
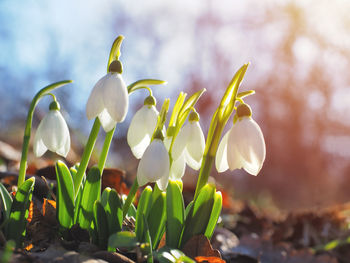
[33,61,266,191]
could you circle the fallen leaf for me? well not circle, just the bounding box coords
[182,235,221,259]
[195,256,226,263]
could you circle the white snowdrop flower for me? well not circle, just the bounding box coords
[33,101,70,158]
[137,134,170,191]
[86,60,128,132]
[172,112,205,170]
[215,103,266,176]
[127,96,159,159]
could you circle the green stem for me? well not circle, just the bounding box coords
[97,126,116,172]
[122,179,139,218]
[73,118,101,199]
[17,80,72,187]
[194,155,215,199]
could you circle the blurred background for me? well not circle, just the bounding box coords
[1,0,350,210]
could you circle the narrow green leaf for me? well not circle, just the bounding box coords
[55,161,75,229]
[108,231,138,249]
[93,201,109,250]
[153,99,170,139]
[180,184,215,248]
[184,201,193,219]
[135,186,153,241]
[102,188,123,234]
[6,177,35,248]
[143,215,154,263]
[73,171,86,224]
[166,180,185,248]
[77,167,101,230]
[204,191,222,239]
[127,79,167,94]
[0,182,12,220]
[178,89,205,126]
[168,92,187,128]
[148,191,166,250]
[237,90,255,99]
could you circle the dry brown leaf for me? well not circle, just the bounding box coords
[182,235,221,259]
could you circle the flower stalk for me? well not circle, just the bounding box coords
[18,80,72,187]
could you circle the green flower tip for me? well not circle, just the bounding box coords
[144,95,156,106]
[153,129,164,141]
[109,60,123,74]
[49,100,60,111]
[189,111,200,122]
[236,103,252,118]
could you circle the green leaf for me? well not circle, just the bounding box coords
[128,79,167,94]
[6,177,35,248]
[237,90,255,99]
[168,92,187,128]
[77,167,101,230]
[148,190,166,250]
[153,99,170,139]
[135,186,153,242]
[108,231,138,249]
[107,35,124,71]
[0,182,12,220]
[218,64,249,122]
[55,161,75,229]
[142,215,153,263]
[180,184,216,248]
[73,170,86,224]
[101,188,123,234]
[93,200,109,250]
[166,180,185,248]
[204,191,222,239]
[177,89,205,127]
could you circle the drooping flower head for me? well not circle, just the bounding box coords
[127,95,159,159]
[137,129,170,191]
[34,101,71,157]
[215,103,266,176]
[172,111,205,171]
[86,60,129,132]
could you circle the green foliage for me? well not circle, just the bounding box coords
[166,180,185,248]
[55,161,75,229]
[147,187,167,250]
[93,200,109,250]
[180,184,216,248]
[5,177,35,248]
[76,167,101,230]
[101,187,123,234]
[108,231,139,249]
[0,182,13,221]
[135,186,153,242]
[204,191,222,239]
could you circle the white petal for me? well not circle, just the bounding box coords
[163,136,172,151]
[228,117,266,175]
[33,123,47,157]
[127,105,159,158]
[103,74,129,123]
[184,151,202,170]
[172,125,189,160]
[86,75,106,119]
[156,171,170,191]
[98,109,117,132]
[56,133,71,157]
[215,130,230,173]
[185,122,205,166]
[136,139,169,185]
[41,111,69,152]
[169,154,186,180]
[227,137,245,171]
[137,164,149,187]
[130,135,151,159]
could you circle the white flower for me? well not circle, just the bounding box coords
[86,72,128,132]
[172,121,205,170]
[127,104,159,159]
[34,109,70,157]
[137,139,170,191]
[215,114,266,176]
